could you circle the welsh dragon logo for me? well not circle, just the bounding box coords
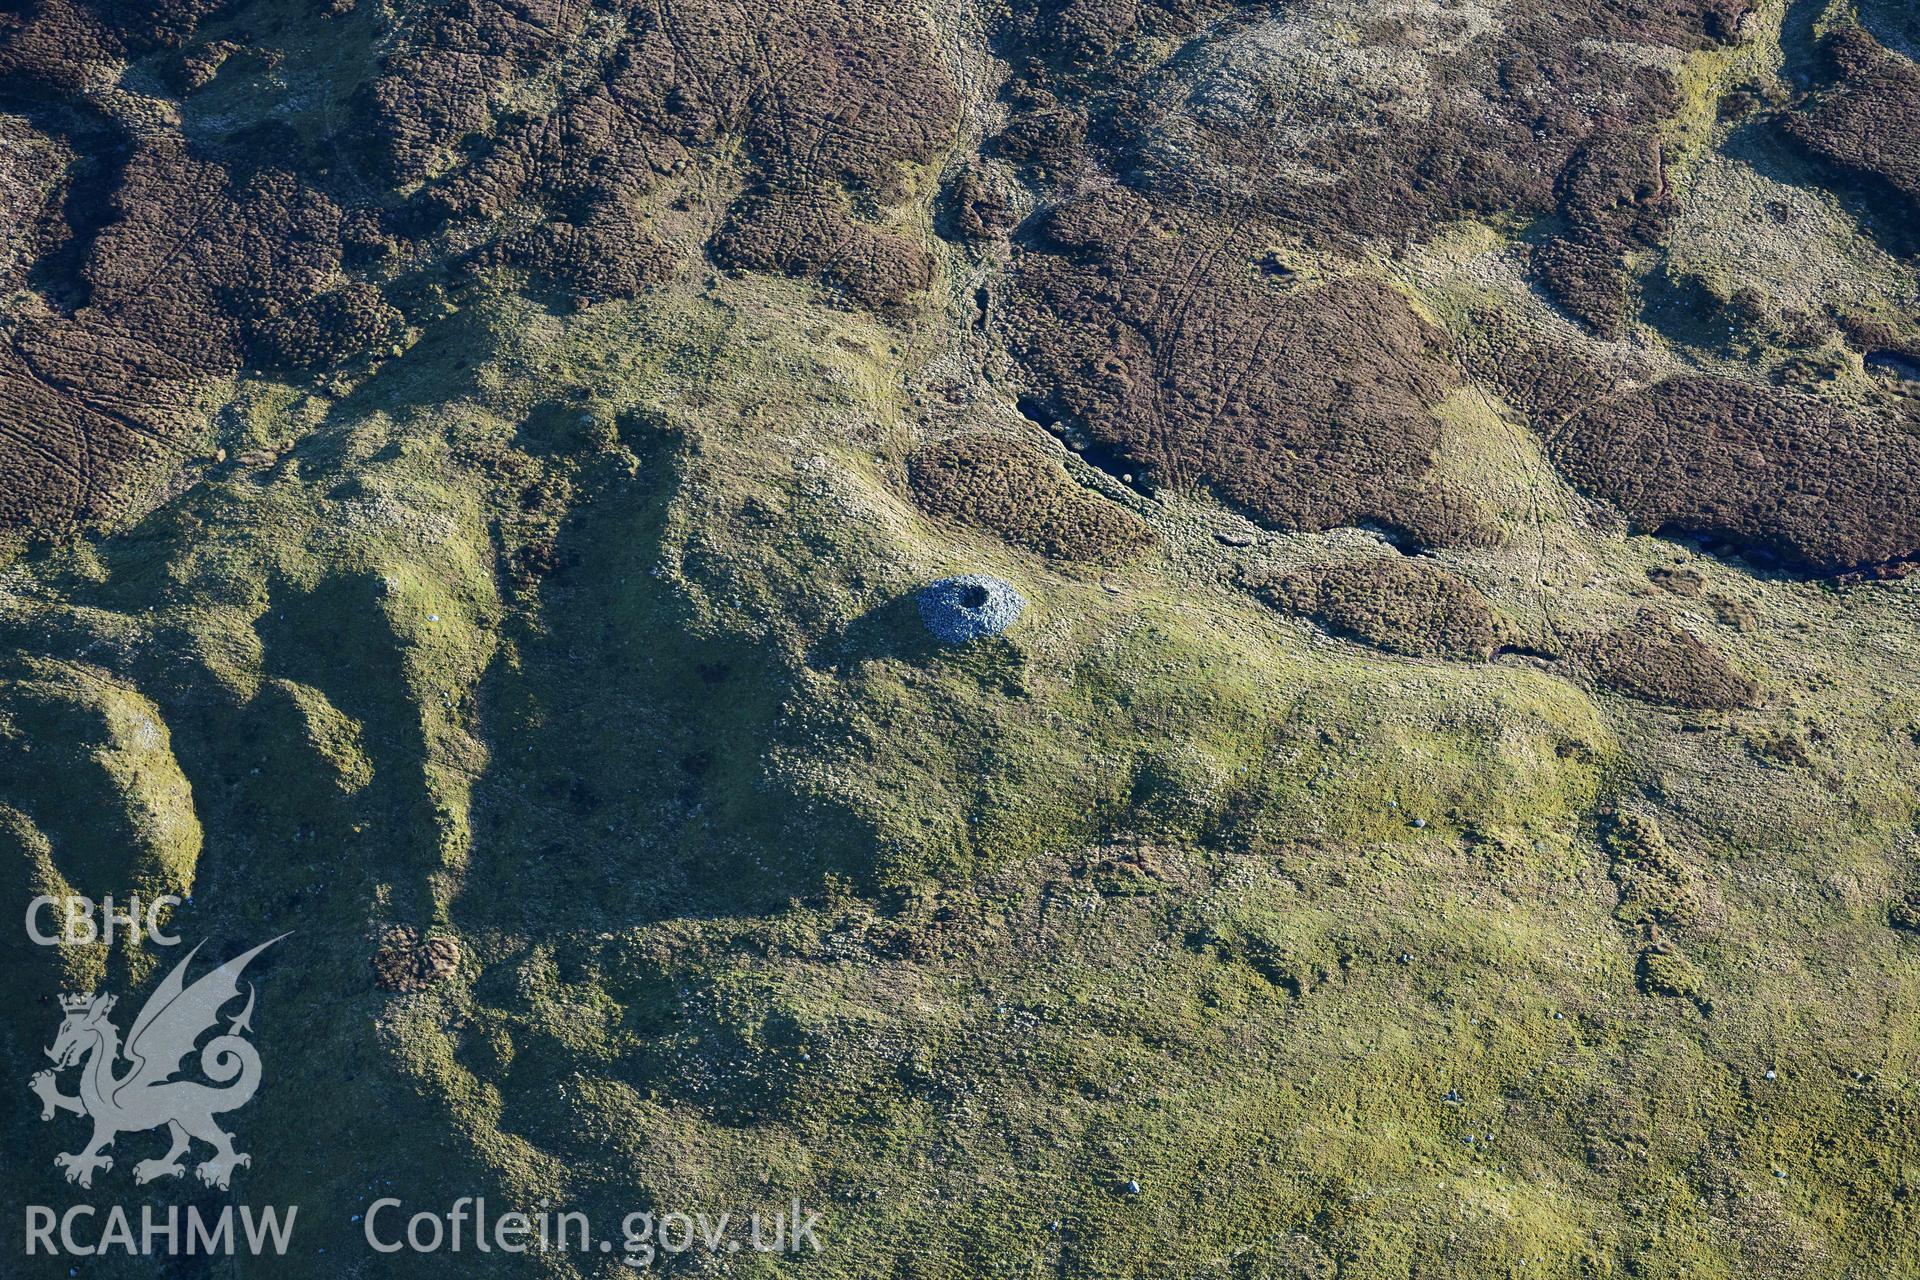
[29,936,285,1190]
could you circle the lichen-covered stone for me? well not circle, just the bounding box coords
[918,575,1026,644]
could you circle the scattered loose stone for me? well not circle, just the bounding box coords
[372,927,461,992]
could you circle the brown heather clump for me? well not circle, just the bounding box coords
[906,436,1152,563]
[1575,612,1757,711]
[0,133,356,528]
[1533,129,1670,336]
[0,0,230,89]
[710,189,937,315]
[367,0,960,311]
[1241,558,1502,661]
[250,283,406,370]
[947,165,1018,241]
[1007,186,1484,551]
[993,86,1087,178]
[1647,566,1705,597]
[1457,321,1632,431]
[479,208,676,306]
[1550,376,1920,575]
[372,928,462,993]
[1782,26,1920,223]
[1463,327,1920,578]
[0,118,70,295]
[995,0,1746,327]
[0,0,963,535]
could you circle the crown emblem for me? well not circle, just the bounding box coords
[60,993,95,1013]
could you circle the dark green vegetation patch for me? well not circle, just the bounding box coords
[1604,809,1706,928]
